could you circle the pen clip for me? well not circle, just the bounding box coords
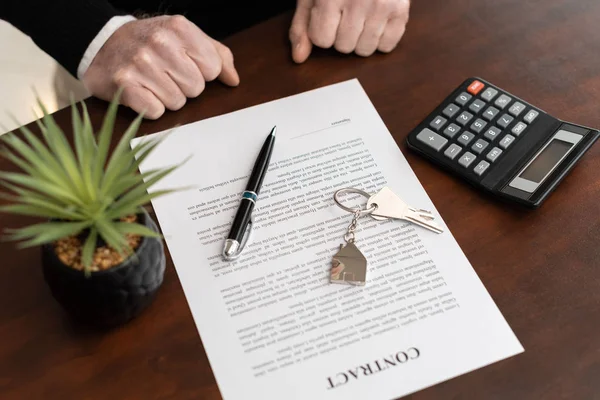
[223,217,253,261]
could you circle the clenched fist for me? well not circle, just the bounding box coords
[289,0,410,62]
[83,15,240,119]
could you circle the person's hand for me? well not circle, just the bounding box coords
[289,0,410,63]
[83,15,240,119]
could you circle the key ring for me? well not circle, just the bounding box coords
[333,188,378,215]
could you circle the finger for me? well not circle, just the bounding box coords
[148,33,206,98]
[355,12,388,57]
[171,17,223,82]
[377,17,407,53]
[334,6,367,54]
[121,86,165,120]
[166,54,206,98]
[212,40,240,87]
[135,56,187,111]
[308,1,342,49]
[289,0,313,63]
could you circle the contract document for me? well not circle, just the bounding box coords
[131,79,523,400]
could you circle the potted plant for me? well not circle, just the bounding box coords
[0,95,181,327]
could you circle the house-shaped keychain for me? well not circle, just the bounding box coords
[330,242,367,286]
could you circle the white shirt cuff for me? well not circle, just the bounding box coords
[77,15,137,80]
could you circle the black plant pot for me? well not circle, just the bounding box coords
[41,210,166,328]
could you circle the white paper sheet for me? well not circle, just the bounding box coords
[132,79,523,400]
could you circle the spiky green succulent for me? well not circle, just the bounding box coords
[0,93,180,272]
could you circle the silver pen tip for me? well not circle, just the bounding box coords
[271,126,277,137]
[223,239,240,260]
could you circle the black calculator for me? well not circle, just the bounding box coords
[406,77,599,208]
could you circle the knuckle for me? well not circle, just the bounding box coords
[378,44,395,53]
[145,107,163,120]
[167,15,189,32]
[308,30,332,48]
[392,0,410,17]
[132,48,153,66]
[334,42,353,54]
[289,25,302,40]
[149,29,168,47]
[139,99,164,120]
[204,62,222,81]
[189,79,205,97]
[113,68,135,86]
[220,45,234,61]
[166,91,187,110]
[355,47,374,57]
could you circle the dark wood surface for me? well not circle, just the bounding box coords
[1,0,600,398]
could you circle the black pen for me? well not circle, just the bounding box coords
[222,126,276,260]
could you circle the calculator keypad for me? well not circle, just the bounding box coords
[443,123,461,138]
[457,111,474,126]
[470,119,487,134]
[487,147,503,162]
[482,106,499,121]
[443,104,460,118]
[444,143,462,160]
[484,126,502,141]
[416,128,448,151]
[413,79,542,179]
[430,116,447,131]
[471,139,489,154]
[499,135,515,149]
[497,114,514,128]
[474,161,490,176]
[508,102,526,117]
[469,99,486,114]
[458,152,476,168]
[511,122,527,136]
[524,110,539,123]
[456,93,472,106]
[481,88,498,102]
[495,94,512,109]
[457,131,475,146]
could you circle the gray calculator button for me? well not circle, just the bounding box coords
[456,92,472,106]
[486,147,503,163]
[416,128,448,151]
[469,99,486,114]
[443,104,460,118]
[430,116,447,131]
[481,88,499,102]
[470,118,487,134]
[499,134,516,149]
[444,143,462,160]
[458,152,476,168]
[456,111,474,126]
[494,94,512,109]
[511,121,528,136]
[524,109,539,123]
[474,160,491,176]
[471,138,489,154]
[497,114,514,128]
[457,131,475,146]
[484,126,502,141]
[443,123,461,138]
[482,106,499,121]
[508,102,526,117]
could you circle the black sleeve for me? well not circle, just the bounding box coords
[0,1,126,77]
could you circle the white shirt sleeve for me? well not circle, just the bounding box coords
[77,15,137,80]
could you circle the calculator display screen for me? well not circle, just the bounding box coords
[518,139,573,183]
[509,129,583,194]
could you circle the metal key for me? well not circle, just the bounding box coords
[366,187,444,234]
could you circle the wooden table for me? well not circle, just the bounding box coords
[1,0,600,398]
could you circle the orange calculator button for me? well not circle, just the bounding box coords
[468,80,485,95]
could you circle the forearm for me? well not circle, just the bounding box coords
[0,1,125,77]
